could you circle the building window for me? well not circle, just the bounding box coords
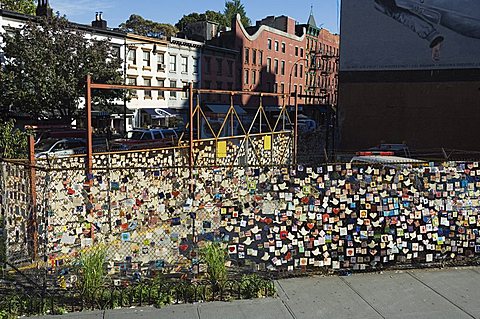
[193,57,198,74]
[205,57,211,74]
[300,48,304,57]
[252,50,256,64]
[293,84,297,94]
[281,60,285,76]
[217,81,222,90]
[181,56,188,73]
[281,42,286,53]
[204,80,211,89]
[128,49,136,64]
[252,70,256,85]
[273,83,278,93]
[266,82,271,92]
[294,64,298,77]
[274,59,278,75]
[299,85,303,94]
[227,60,233,77]
[274,41,279,51]
[244,48,249,64]
[280,83,284,93]
[182,81,188,99]
[127,77,137,86]
[227,82,233,90]
[157,53,165,71]
[295,46,299,56]
[259,51,263,65]
[170,55,176,72]
[143,51,150,67]
[127,77,137,97]
[244,69,249,84]
[144,78,151,98]
[217,58,223,75]
[300,64,303,78]
[266,58,271,73]
[267,39,272,50]
[170,80,177,99]
[157,78,165,99]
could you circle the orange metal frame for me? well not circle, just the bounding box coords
[84,75,299,176]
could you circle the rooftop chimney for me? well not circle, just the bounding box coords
[36,0,53,18]
[92,12,107,29]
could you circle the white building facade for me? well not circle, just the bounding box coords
[125,34,203,129]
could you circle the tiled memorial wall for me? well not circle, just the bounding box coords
[1,162,33,264]
[36,159,480,275]
[5,133,479,274]
[30,133,293,274]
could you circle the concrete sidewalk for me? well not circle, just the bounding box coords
[29,267,480,319]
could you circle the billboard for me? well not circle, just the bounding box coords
[340,0,480,71]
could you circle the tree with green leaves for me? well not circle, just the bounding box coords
[0,0,35,15]
[0,17,123,123]
[0,120,28,159]
[176,10,227,31]
[119,14,178,38]
[224,0,251,28]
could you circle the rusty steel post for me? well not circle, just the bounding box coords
[85,75,94,240]
[86,74,93,177]
[189,82,194,171]
[28,134,38,259]
[294,91,298,166]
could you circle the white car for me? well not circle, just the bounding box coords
[35,138,86,158]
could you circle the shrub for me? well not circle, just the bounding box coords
[77,246,107,302]
[200,242,227,290]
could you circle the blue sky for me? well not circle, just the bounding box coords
[49,0,341,34]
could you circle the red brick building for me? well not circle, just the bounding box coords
[212,14,308,109]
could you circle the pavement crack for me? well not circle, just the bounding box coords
[280,298,297,319]
[275,280,290,300]
[196,305,201,319]
[338,276,386,319]
[407,271,476,319]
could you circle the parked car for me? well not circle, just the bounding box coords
[111,128,179,150]
[366,143,411,157]
[35,138,86,158]
[297,118,317,133]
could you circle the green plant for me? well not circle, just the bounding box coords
[240,274,276,299]
[77,246,107,302]
[200,242,227,290]
[0,120,28,159]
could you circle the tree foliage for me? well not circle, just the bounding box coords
[0,17,123,123]
[119,14,178,38]
[224,0,251,28]
[0,0,35,15]
[176,10,227,31]
[0,120,28,159]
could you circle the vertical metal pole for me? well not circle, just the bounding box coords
[294,92,298,166]
[188,82,197,276]
[28,135,38,260]
[86,75,94,241]
[230,94,234,136]
[123,39,128,133]
[86,74,93,177]
[189,83,194,171]
[325,109,330,162]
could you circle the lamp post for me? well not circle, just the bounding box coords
[287,57,308,165]
[288,57,309,107]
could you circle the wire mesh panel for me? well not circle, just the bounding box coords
[1,162,34,264]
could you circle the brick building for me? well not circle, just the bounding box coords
[211,14,307,110]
